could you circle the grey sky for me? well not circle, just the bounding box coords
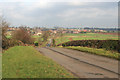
[0,0,118,28]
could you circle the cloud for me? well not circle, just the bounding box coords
[0,2,118,28]
[0,0,119,2]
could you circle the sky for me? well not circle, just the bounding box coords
[0,0,119,28]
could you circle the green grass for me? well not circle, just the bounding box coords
[6,35,12,39]
[65,46,120,60]
[32,35,43,43]
[6,35,40,39]
[55,33,118,45]
[32,35,41,38]
[3,46,75,78]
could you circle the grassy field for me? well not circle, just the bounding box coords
[64,46,120,60]
[6,32,118,45]
[32,35,41,38]
[3,46,75,78]
[6,35,40,39]
[6,35,12,39]
[55,33,118,45]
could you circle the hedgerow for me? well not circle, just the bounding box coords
[58,40,120,53]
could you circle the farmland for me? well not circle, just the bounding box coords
[55,33,118,45]
[2,46,74,78]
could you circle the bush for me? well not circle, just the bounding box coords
[58,40,119,53]
[1,18,27,49]
[12,27,34,44]
[42,31,50,42]
[2,36,20,49]
[52,39,56,47]
[34,43,38,46]
[34,41,38,46]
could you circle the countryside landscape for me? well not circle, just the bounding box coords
[0,1,120,79]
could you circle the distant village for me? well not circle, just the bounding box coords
[7,26,118,36]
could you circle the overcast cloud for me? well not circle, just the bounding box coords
[0,0,118,28]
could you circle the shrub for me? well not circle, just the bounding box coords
[52,39,56,47]
[42,31,50,42]
[58,40,119,53]
[34,43,38,46]
[1,18,26,49]
[2,37,20,49]
[12,27,34,44]
[34,41,38,46]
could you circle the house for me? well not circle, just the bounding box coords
[37,32,42,35]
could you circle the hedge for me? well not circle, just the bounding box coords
[58,40,120,53]
[2,38,20,49]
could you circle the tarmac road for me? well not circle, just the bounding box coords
[36,47,119,78]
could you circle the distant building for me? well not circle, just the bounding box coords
[53,31,57,34]
[37,32,42,35]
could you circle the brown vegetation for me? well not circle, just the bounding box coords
[1,17,34,49]
[98,32,120,36]
[42,31,51,42]
[1,17,20,49]
[12,27,34,44]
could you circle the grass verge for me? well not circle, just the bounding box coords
[3,46,75,78]
[64,46,120,60]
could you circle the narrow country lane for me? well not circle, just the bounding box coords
[36,47,119,78]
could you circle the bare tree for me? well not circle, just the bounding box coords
[0,17,12,49]
[12,27,34,44]
[0,17,9,37]
[42,31,50,42]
